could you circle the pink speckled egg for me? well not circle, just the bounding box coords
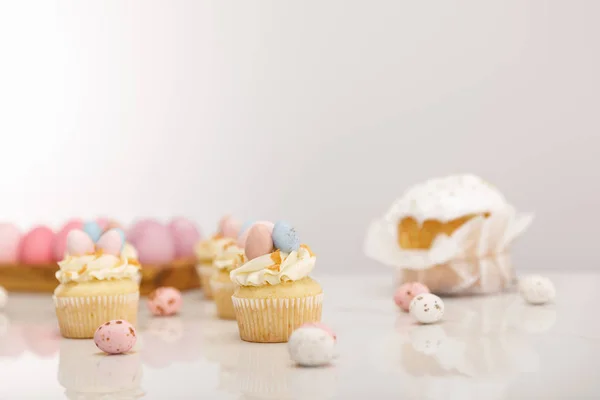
[128,220,175,265]
[300,322,337,341]
[19,226,55,265]
[237,221,274,248]
[147,287,183,316]
[0,223,22,264]
[394,282,430,312]
[218,215,241,239]
[52,219,83,261]
[245,224,274,260]
[94,320,137,355]
[168,218,201,259]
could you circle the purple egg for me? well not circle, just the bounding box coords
[168,218,201,259]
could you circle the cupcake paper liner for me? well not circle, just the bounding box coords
[210,279,236,320]
[231,293,323,343]
[195,263,214,299]
[53,292,139,339]
[365,205,533,294]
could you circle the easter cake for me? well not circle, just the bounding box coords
[365,174,533,294]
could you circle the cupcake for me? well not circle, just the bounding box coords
[210,238,246,319]
[194,215,240,299]
[230,221,322,343]
[365,174,533,294]
[53,229,141,338]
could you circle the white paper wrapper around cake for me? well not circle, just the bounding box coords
[364,205,533,294]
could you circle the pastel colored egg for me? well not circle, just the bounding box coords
[94,320,137,355]
[519,275,555,305]
[0,223,22,264]
[168,218,201,259]
[96,229,125,256]
[394,282,431,312]
[52,219,83,261]
[107,219,123,230]
[82,221,103,243]
[237,221,274,248]
[147,287,183,316]
[409,293,445,324]
[272,221,300,253]
[19,226,55,265]
[288,325,336,367]
[66,229,95,256]
[238,220,255,238]
[218,215,241,239]
[129,220,175,265]
[96,217,109,231]
[244,224,274,260]
[299,322,336,341]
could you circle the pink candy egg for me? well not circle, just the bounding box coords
[168,218,201,259]
[300,322,337,341]
[96,229,123,256]
[394,282,430,312]
[66,229,95,256]
[94,320,137,355]
[129,220,175,265]
[0,223,22,264]
[96,217,110,231]
[244,224,274,260]
[52,219,83,261]
[237,221,274,248]
[147,287,183,316]
[19,226,55,265]
[218,215,241,239]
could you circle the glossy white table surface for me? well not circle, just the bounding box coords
[1,272,599,399]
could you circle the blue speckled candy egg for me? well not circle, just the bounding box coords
[82,221,103,243]
[272,221,300,253]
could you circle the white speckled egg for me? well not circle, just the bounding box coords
[519,275,555,305]
[288,326,335,367]
[409,293,444,324]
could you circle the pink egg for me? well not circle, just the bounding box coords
[244,224,274,260]
[129,220,175,265]
[127,219,162,242]
[218,215,241,239]
[96,229,123,256]
[300,322,337,341]
[107,219,123,230]
[94,320,137,355]
[19,226,55,265]
[147,287,183,316]
[394,282,430,312]
[168,218,201,259]
[237,221,274,248]
[52,219,83,261]
[0,223,22,264]
[96,217,110,231]
[66,229,95,256]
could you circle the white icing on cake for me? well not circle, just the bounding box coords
[384,174,508,223]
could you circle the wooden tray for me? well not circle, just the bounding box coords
[0,261,201,295]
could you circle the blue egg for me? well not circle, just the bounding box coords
[272,221,300,252]
[83,221,103,243]
[238,220,256,237]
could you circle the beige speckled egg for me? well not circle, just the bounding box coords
[244,224,274,260]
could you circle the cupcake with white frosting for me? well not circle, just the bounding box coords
[365,174,533,294]
[230,221,322,343]
[53,229,140,338]
[194,215,241,299]
[210,238,246,320]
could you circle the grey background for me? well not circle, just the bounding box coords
[0,1,598,272]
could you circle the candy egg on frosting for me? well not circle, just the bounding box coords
[245,224,274,260]
[52,219,83,261]
[94,320,137,355]
[96,229,125,256]
[272,221,300,253]
[0,223,22,264]
[147,287,183,316]
[66,229,95,256]
[218,215,241,239]
[82,220,103,243]
[168,217,201,259]
[129,220,175,265]
[237,221,274,248]
[19,226,55,265]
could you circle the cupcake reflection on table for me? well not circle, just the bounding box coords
[230,221,322,343]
